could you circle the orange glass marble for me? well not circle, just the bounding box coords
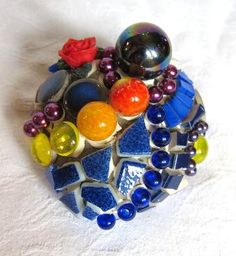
[76,101,117,141]
[109,77,149,117]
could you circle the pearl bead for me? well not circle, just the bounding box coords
[160,79,177,95]
[164,64,178,79]
[195,121,208,134]
[99,57,116,73]
[151,150,170,169]
[103,47,116,59]
[146,105,165,124]
[189,130,199,142]
[23,120,39,137]
[103,71,121,89]
[185,159,197,176]
[151,128,171,147]
[131,187,151,208]
[117,203,136,221]
[184,145,197,157]
[143,170,162,190]
[148,86,163,103]
[97,214,116,230]
[32,111,49,129]
[44,102,63,121]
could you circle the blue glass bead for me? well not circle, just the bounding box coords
[143,170,162,190]
[48,63,59,73]
[117,203,136,221]
[146,105,165,125]
[97,214,116,230]
[131,187,151,208]
[151,128,171,147]
[151,150,170,169]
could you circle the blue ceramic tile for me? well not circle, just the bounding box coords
[81,146,112,182]
[177,79,195,98]
[117,116,151,157]
[47,162,84,192]
[169,96,192,119]
[181,104,205,129]
[175,90,194,108]
[161,171,184,190]
[151,189,169,203]
[169,132,189,151]
[163,103,182,128]
[59,189,82,214]
[177,71,193,85]
[170,153,191,169]
[114,159,147,197]
[81,183,118,211]
[82,206,99,221]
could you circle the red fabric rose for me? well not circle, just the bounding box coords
[58,37,97,68]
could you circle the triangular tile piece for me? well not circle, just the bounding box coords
[163,103,182,128]
[81,146,113,182]
[117,116,151,157]
[169,95,193,119]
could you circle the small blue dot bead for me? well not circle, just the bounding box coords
[48,63,59,73]
[151,128,171,147]
[97,214,116,230]
[117,203,136,221]
[131,187,151,208]
[146,105,165,125]
[143,170,163,190]
[151,150,170,169]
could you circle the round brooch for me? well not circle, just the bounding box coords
[23,22,209,230]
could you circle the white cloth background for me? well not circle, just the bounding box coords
[0,0,236,255]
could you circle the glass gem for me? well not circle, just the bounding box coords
[116,22,172,80]
[146,105,165,124]
[77,102,117,141]
[109,77,149,117]
[44,102,63,121]
[148,86,163,103]
[97,214,116,230]
[143,170,162,190]
[151,128,171,147]
[192,135,208,163]
[63,79,105,119]
[117,203,136,221]
[131,187,151,208]
[103,71,121,89]
[31,133,53,166]
[151,150,170,169]
[50,121,79,156]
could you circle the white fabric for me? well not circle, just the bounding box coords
[0,0,236,255]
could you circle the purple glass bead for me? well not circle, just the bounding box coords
[44,102,63,121]
[164,64,178,79]
[184,145,196,157]
[99,57,116,73]
[188,130,199,142]
[23,120,39,137]
[185,159,197,176]
[195,121,208,135]
[103,71,121,89]
[148,86,163,103]
[161,79,176,95]
[32,111,49,129]
[103,47,116,59]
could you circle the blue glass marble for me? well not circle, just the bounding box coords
[117,116,151,157]
[97,214,116,230]
[81,183,118,211]
[114,159,147,197]
[151,189,169,203]
[59,189,81,214]
[63,78,106,119]
[131,187,151,208]
[151,150,170,169]
[170,153,191,169]
[82,206,99,221]
[81,146,112,182]
[117,203,136,221]
[35,70,68,104]
[143,170,162,190]
[151,128,171,147]
[47,162,84,192]
[146,105,165,125]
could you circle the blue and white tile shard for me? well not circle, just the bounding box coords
[45,70,207,230]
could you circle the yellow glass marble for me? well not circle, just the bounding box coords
[31,133,53,166]
[77,101,117,141]
[50,121,79,156]
[192,135,208,164]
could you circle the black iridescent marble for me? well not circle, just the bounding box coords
[116,22,172,80]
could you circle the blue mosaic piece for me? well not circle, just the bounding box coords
[177,79,195,98]
[175,90,194,108]
[46,162,85,192]
[170,153,191,169]
[151,189,169,203]
[81,146,113,182]
[59,188,82,214]
[169,131,189,151]
[177,71,193,85]
[82,205,99,221]
[169,96,192,120]
[114,159,147,197]
[117,116,151,157]
[81,183,118,211]
[161,170,184,190]
[163,103,182,128]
